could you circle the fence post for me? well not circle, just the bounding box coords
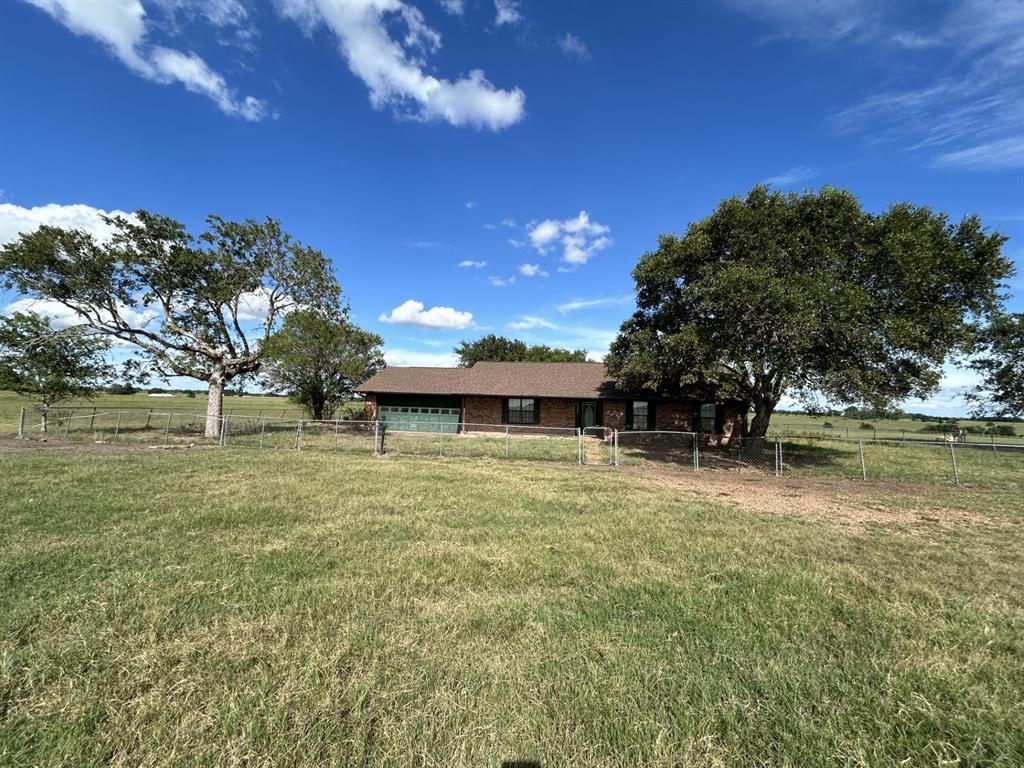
[774,438,780,477]
[113,412,122,441]
[335,418,341,451]
[164,412,172,443]
[18,406,25,438]
[949,443,960,485]
[777,440,783,476]
[220,415,228,447]
[505,425,510,460]
[373,420,380,455]
[694,434,700,471]
[259,416,267,449]
[62,412,71,440]
[859,441,866,481]
[295,420,303,450]
[613,430,619,467]
[439,427,444,458]
[90,406,97,431]
[145,408,153,429]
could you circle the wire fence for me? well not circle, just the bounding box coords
[768,421,1024,446]
[6,408,1022,488]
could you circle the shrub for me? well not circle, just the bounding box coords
[859,422,874,430]
[986,425,1016,437]
[822,421,834,429]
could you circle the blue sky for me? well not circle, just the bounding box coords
[1,0,1021,415]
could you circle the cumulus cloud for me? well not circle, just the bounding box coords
[558,33,590,60]
[22,0,267,119]
[506,316,556,331]
[464,200,477,209]
[383,347,459,366]
[518,263,548,278]
[0,202,134,245]
[527,211,612,266]
[278,0,525,130]
[457,259,487,268]
[488,275,515,287]
[378,299,474,329]
[439,0,464,15]
[494,0,521,26]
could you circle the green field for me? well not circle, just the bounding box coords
[1,446,1022,766]
[768,411,1024,443]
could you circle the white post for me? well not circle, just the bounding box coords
[164,412,172,443]
[775,439,780,477]
[373,420,380,455]
[505,425,510,460]
[18,406,25,438]
[295,420,303,450]
[613,430,619,467]
[949,443,960,485]
[220,415,228,447]
[777,440,783,476]
[335,419,340,450]
[438,427,444,457]
[259,416,267,449]
[577,428,583,465]
[859,441,866,481]
[113,412,122,441]
[694,434,700,471]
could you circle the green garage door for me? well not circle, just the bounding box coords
[378,405,460,433]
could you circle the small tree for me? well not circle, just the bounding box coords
[968,312,1023,419]
[455,334,588,367]
[0,211,341,437]
[261,310,384,420]
[0,312,113,432]
[607,186,1013,436]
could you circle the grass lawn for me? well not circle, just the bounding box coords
[1,447,1022,766]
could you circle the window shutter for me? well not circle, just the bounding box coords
[533,399,541,425]
[625,402,633,430]
[501,399,509,424]
[649,401,656,431]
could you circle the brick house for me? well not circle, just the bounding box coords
[355,362,748,443]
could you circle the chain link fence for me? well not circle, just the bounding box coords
[7,407,1022,488]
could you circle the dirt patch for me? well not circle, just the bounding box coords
[614,465,1008,531]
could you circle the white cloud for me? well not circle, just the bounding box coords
[762,165,817,186]
[507,238,526,248]
[464,200,477,209]
[518,263,548,278]
[439,0,464,15]
[527,210,612,266]
[494,0,521,26]
[378,299,474,329]
[2,297,159,345]
[558,33,590,60]
[0,202,134,245]
[457,259,487,268]
[383,347,459,366]
[488,275,515,287]
[500,217,518,228]
[278,0,525,131]
[506,316,556,331]
[22,0,267,119]
[555,295,633,314]
[729,0,1024,173]
[931,138,1024,171]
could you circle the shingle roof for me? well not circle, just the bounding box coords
[356,362,628,399]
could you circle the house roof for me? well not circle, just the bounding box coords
[356,362,630,399]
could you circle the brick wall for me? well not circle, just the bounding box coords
[603,399,626,430]
[655,401,695,431]
[463,396,577,430]
[463,395,500,426]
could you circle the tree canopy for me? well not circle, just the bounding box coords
[0,312,113,430]
[606,186,1013,436]
[261,310,385,420]
[0,210,341,436]
[967,312,1023,419]
[455,334,588,367]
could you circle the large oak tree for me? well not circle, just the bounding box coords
[606,186,1013,436]
[455,334,588,367]
[968,312,1023,419]
[0,211,340,437]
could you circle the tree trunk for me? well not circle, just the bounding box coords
[748,396,776,438]
[205,374,225,439]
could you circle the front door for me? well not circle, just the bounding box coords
[580,400,598,429]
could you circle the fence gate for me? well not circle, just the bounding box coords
[581,426,614,464]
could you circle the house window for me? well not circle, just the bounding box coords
[506,397,536,424]
[630,401,649,430]
[699,403,718,433]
